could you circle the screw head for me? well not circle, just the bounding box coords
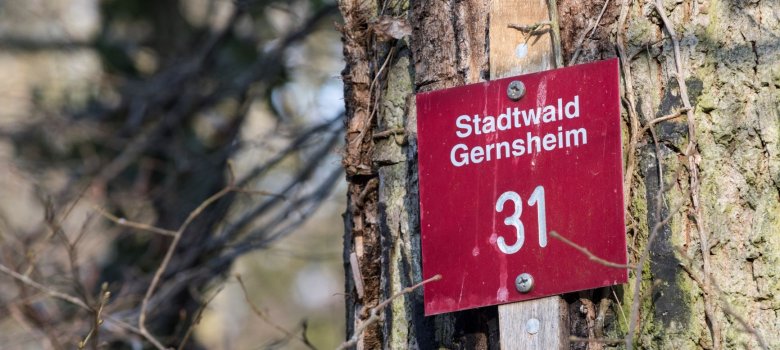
[507,81,526,101]
[526,318,540,334]
[515,273,534,293]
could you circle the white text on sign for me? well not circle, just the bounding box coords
[495,185,547,254]
[450,96,587,167]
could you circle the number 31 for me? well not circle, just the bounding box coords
[495,185,547,254]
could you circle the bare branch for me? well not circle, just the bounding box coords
[568,0,611,66]
[337,274,442,350]
[569,336,624,345]
[549,231,634,269]
[0,263,90,310]
[372,127,405,139]
[508,21,552,34]
[138,185,235,350]
[0,260,178,349]
[235,275,314,350]
[93,206,176,237]
[177,286,223,350]
[216,130,342,244]
[79,284,111,350]
[640,108,690,135]
[678,257,769,350]
[652,0,721,347]
[720,304,769,350]
[616,0,642,214]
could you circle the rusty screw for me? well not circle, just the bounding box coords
[515,273,534,293]
[507,80,526,101]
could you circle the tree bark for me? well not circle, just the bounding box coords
[340,0,780,348]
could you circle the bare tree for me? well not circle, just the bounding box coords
[0,0,344,348]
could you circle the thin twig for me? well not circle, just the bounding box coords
[611,287,628,332]
[232,188,285,198]
[372,127,405,139]
[616,0,642,215]
[235,275,315,350]
[45,204,93,308]
[0,262,163,347]
[217,130,342,245]
[177,286,223,350]
[337,274,442,350]
[640,107,689,135]
[356,178,379,208]
[508,21,551,33]
[626,199,683,349]
[137,184,234,350]
[236,113,341,188]
[352,46,396,148]
[677,255,769,350]
[79,284,110,350]
[508,21,553,45]
[568,0,611,66]
[652,1,721,347]
[0,263,90,310]
[720,304,769,350]
[94,206,177,236]
[549,231,634,269]
[569,336,624,344]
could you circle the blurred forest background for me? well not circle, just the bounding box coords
[0,0,347,348]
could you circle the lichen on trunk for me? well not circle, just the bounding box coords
[340,0,780,348]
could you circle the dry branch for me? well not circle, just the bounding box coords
[616,0,642,215]
[94,207,177,237]
[0,2,342,349]
[651,0,721,347]
[138,185,235,350]
[568,0,611,66]
[569,336,624,345]
[372,127,405,139]
[0,262,161,347]
[549,231,634,269]
[640,108,690,135]
[678,257,768,350]
[336,274,442,350]
[177,286,223,350]
[235,275,315,350]
[0,263,91,310]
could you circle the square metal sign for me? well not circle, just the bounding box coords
[416,59,627,315]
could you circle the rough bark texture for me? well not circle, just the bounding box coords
[340,1,382,347]
[341,0,497,348]
[341,0,780,348]
[559,0,780,347]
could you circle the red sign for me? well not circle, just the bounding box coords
[416,59,627,315]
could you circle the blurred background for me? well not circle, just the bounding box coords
[0,0,346,348]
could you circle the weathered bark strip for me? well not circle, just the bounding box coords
[410,0,462,92]
[340,1,374,178]
[340,0,495,348]
[453,0,490,82]
[340,0,383,348]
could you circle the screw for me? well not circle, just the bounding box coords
[515,273,534,293]
[507,80,526,101]
[526,318,540,334]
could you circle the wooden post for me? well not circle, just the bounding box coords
[490,0,568,349]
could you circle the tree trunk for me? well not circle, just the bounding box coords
[340,0,780,348]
